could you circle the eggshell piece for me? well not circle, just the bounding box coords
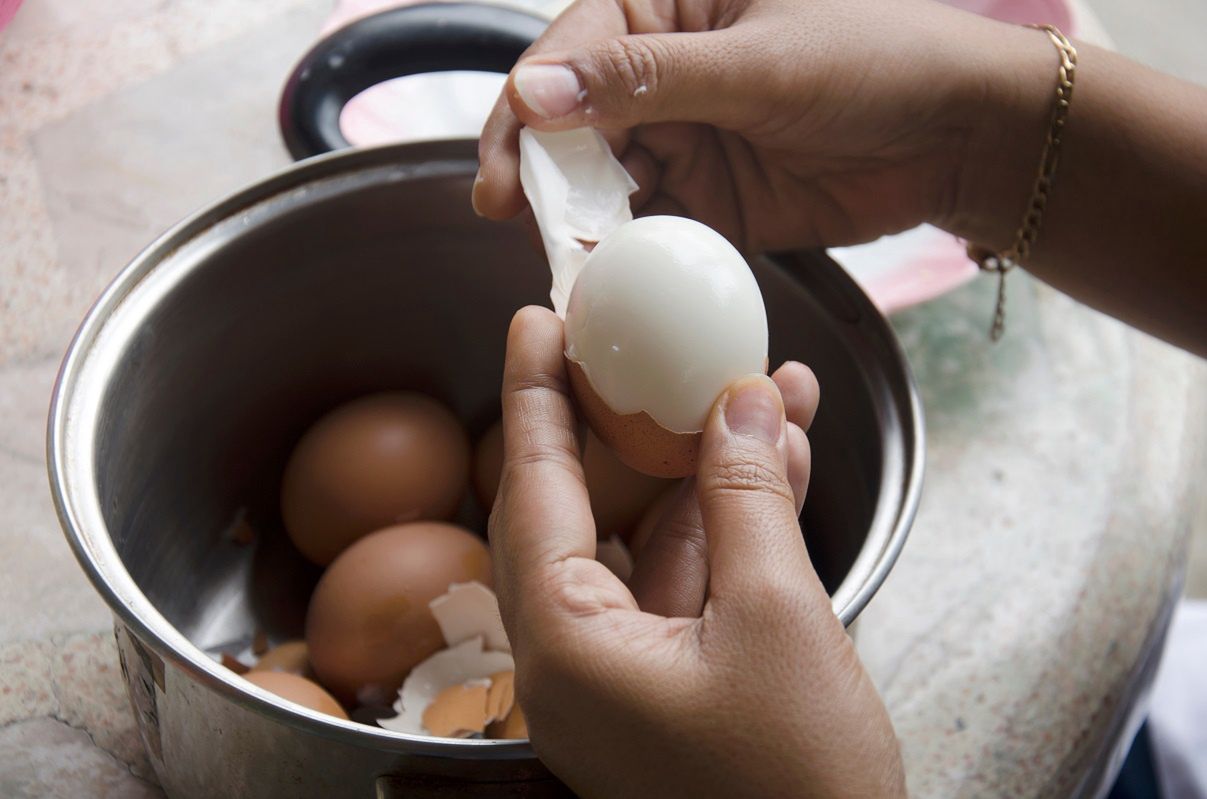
[485,671,516,724]
[429,581,510,653]
[242,671,348,720]
[306,522,492,704]
[422,680,491,738]
[518,127,637,316]
[568,359,698,478]
[281,392,471,565]
[378,637,515,737]
[251,640,312,678]
[487,704,529,740]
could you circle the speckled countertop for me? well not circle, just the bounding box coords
[1,1,1204,797]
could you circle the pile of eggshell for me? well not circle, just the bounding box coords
[223,390,672,739]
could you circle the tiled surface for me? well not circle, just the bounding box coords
[0,1,1203,797]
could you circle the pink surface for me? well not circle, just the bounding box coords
[0,0,23,33]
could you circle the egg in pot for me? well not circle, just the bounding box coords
[305,521,492,704]
[280,392,470,565]
[473,419,668,535]
[242,671,347,720]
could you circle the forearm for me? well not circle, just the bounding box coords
[945,28,1207,355]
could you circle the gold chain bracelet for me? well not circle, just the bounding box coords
[966,24,1077,341]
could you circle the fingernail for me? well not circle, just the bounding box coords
[471,170,485,217]
[724,375,783,445]
[514,63,584,119]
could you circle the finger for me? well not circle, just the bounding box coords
[619,142,661,212]
[786,422,810,515]
[506,29,772,132]
[635,191,689,219]
[490,306,596,616]
[772,361,821,432]
[696,374,811,597]
[474,96,526,220]
[627,480,709,618]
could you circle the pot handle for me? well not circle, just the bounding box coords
[278,2,547,161]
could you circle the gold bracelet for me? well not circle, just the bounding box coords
[966,24,1077,341]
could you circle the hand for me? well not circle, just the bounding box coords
[488,306,905,798]
[474,0,1047,254]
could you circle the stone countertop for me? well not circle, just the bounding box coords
[0,1,1204,798]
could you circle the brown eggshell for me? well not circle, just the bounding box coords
[242,671,348,720]
[567,359,699,478]
[251,640,312,678]
[486,703,529,739]
[305,522,492,704]
[473,417,667,535]
[281,392,471,565]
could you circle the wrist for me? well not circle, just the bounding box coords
[936,23,1063,251]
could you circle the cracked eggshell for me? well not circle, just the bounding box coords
[429,581,510,653]
[378,637,515,737]
[518,127,637,316]
[564,216,768,477]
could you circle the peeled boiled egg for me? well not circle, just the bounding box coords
[281,392,470,565]
[242,671,348,720]
[519,129,769,477]
[305,522,492,704]
[473,418,668,534]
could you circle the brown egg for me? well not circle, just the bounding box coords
[473,417,667,534]
[281,392,471,565]
[251,640,312,678]
[242,671,348,720]
[306,522,492,704]
[568,360,698,478]
[471,420,504,510]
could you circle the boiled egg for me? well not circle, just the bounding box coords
[280,392,470,565]
[519,128,768,477]
[305,522,491,704]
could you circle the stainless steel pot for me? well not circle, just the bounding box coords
[47,4,923,797]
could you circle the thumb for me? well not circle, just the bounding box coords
[506,31,757,131]
[696,375,812,598]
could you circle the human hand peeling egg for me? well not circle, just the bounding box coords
[217,126,767,739]
[519,128,770,477]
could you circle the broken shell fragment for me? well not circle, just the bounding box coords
[378,637,514,737]
[429,581,510,653]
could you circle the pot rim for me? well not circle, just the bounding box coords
[46,138,923,756]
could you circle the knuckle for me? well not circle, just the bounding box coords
[507,369,571,399]
[596,36,661,99]
[702,459,795,506]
